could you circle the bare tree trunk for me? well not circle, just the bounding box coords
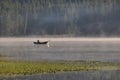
[24,7,28,34]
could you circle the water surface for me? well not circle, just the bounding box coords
[0,38,120,62]
[1,70,120,80]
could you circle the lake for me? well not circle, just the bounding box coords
[0,70,120,80]
[0,37,120,62]
[0,37,120,80]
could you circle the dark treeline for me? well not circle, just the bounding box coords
[0,0,120,37]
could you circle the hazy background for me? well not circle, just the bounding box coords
[0,0,120,37]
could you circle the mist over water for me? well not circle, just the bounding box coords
[0,38,120,62]
[0,38,120,79]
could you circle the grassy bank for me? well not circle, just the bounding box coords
[0,60,120,76]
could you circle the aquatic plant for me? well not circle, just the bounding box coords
[0,60,120,76]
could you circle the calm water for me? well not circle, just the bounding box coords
[0,38,120,62]
[0,38,120,80]
[1,70,120,80]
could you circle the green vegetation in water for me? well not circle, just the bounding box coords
[0,60,120,76]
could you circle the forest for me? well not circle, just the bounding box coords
[0,0,120,37]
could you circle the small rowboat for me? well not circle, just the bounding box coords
[33,40,50,47]
[33,41,48,44]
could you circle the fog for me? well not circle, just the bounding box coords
[1,37,120,42]
[0,37,120,62]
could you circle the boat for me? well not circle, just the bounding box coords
[33,40,50,47]
[33,41,48,44]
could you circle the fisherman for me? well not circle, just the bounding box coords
[37,40,40,43]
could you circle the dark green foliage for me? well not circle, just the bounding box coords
[0,0,120,36]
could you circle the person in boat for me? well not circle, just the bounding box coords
[37,40,40,43]
[34,40,50,47]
